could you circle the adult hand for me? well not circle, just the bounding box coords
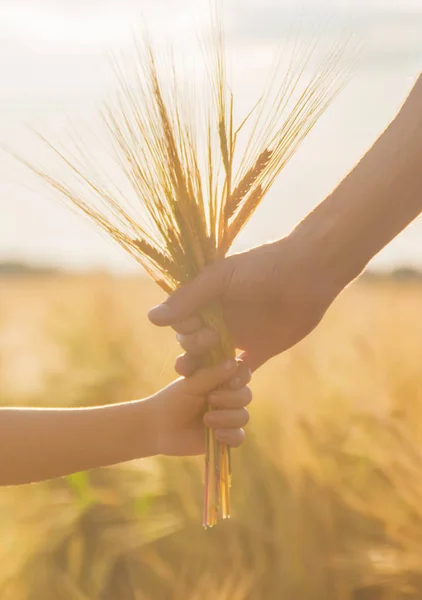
[148,75,422,374]
[148,230,354,374]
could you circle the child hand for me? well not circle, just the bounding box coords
[149,359,251,457]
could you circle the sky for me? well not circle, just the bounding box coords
[0,0,421,273]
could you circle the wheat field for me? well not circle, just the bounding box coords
[1,273,422,600]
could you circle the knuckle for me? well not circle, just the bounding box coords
[240,408,250,426]
[242,387,253,405]
[232,429,246,448]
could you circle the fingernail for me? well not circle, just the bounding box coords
[224,359,236,371]
[176,333,183,344]
[148,304,170,321]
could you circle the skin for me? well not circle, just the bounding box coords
[148,73,422,372]
[0,359,250,486]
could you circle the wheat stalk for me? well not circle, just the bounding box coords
[16,13,355,527]
[225,150,272,220]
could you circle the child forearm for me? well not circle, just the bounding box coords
[0,360,251,486]
[0,400,155,486]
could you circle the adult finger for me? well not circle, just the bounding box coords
[176,328,219,355]
[171,315,203,335]
[204,408,250,429]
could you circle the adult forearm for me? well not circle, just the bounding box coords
[293,74,422,286]
[0,400,155,486]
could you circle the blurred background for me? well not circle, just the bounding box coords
[0,1,421,598]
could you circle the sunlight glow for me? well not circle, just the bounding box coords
[0,6,136,46]
[0,3,204,48]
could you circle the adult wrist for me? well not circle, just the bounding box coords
[287,208,368,293]
[276,73,422,295]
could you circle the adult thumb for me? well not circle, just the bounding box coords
[148,259,230,326]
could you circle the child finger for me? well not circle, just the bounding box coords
[204,408,250,429]
[215,428,246,448]
[174,353,201,376]
[208,387,252,409]
[186,359,237,394]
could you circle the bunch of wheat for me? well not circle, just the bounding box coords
[20,15,353,527]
